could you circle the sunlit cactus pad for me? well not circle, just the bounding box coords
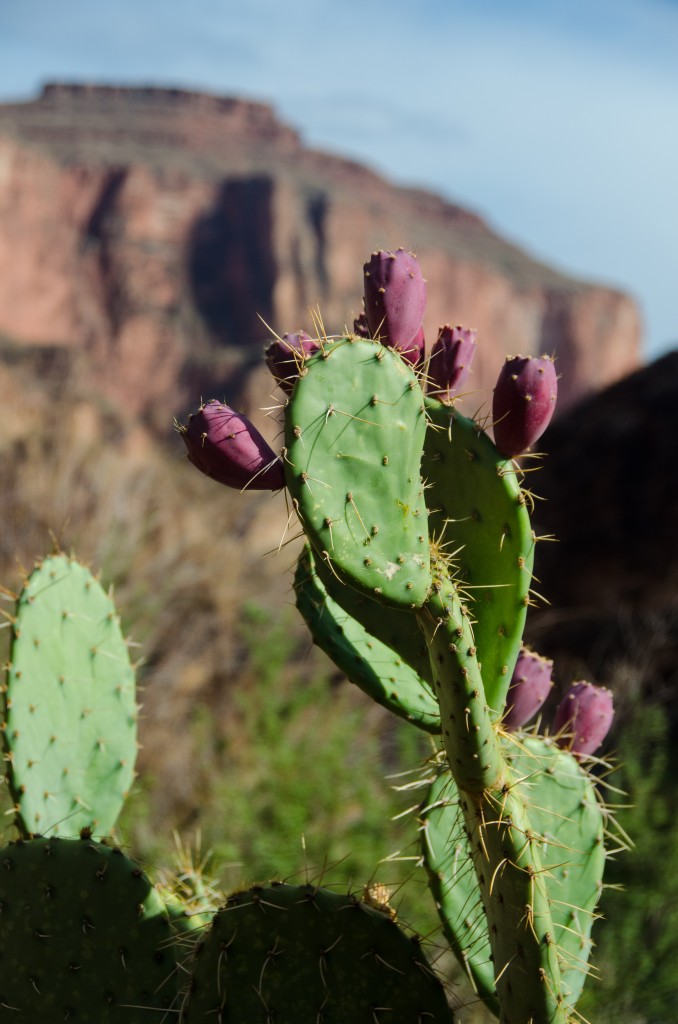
[0,837,178,1021]
[295,546,439,732]
[421,735,606,1015]
[3,554,137,837]
[285,337,432,608]
[181,882,454,1023]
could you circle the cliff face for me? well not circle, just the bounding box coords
[0,84,642,425]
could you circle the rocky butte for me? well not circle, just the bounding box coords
[0,83,642,427]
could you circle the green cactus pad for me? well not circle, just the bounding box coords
[421,735,606,1015]
[285,337,432,608]
[422,400,534,714]
[181,882,454,1023]
[295,546,440,732]
[0,836,179,1020]
[312,544,434,687]
[3,554,137,837]
[420,771,498,1015]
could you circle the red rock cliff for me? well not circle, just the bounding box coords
[0,84,642,425]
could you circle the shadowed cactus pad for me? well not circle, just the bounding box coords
[3,554,137,837]
[181,882,454,1023]
[0,836,179,1020]
[295,545,439,732]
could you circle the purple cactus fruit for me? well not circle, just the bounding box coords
[553,681,614,757]
[363,248,426,365]
[265,330,320,395]
[179,400,285,491]
[492,354,558,457]
[407,326,426,369]
[353,312,371,338]
[428,325,477,402]
[503,646,553,730]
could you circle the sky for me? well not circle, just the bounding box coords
[0,0,676,358]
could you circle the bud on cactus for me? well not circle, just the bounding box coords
[492,355,557,457]
[179,400,285,491]
[553,681,614,756]
[503,646,553,730]
[363,248,426,365]
[428,325,477,402]
[353,311,370,338]
[407,326,426,368]
[265,330,320,395]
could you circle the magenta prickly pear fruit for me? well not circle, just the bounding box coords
[352,311,370,338]
[492,354,558,457]
[553,680,614,756]
[503,646,553,730]
[428,325,477,402]
[265,330,321,395]
[179,400,285,490]
[363,248,426,365]
[407,325,426,368]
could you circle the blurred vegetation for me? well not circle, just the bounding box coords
[120,602,434,897]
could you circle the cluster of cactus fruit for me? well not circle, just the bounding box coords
[0,247,618,1023]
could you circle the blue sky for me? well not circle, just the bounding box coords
[1,0,676,358]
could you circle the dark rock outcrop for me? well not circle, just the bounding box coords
[528,351,678,721]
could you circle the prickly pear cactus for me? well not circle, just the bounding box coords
[421,734,606,1017]
[178,245,620,1024]
[180,882,454,1022]
[2,554,137,837]
[0,836,179,1021]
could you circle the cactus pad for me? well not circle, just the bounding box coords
[420,773,498,1014]
[310,546,434,686]
[421,735,606,1015]
[3,554,137,837]
[0,836,178,1020]
[422,401,534,713]
[285,337,431,608]
[295,546,440,732]
[181,882,454,1022]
